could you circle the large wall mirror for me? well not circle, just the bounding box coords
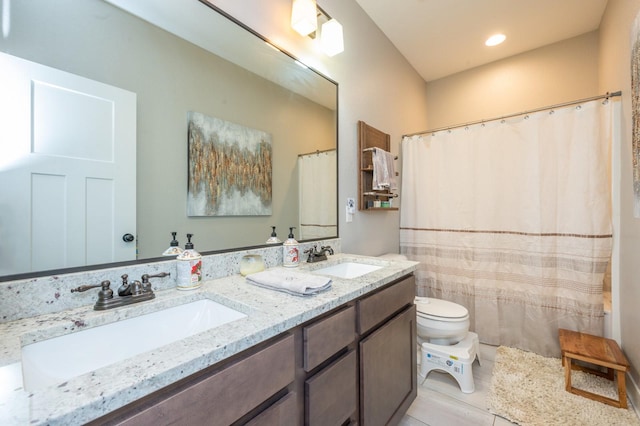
[0,0,338,279]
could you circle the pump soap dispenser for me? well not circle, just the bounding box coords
[162,232,184,256]
[266,226,281,244]
[283,227,299,267]
[176,233,202,290]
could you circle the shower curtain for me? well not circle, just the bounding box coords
[298,150,337,240]
[400,99,613,356]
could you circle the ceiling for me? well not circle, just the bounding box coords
[354,0,609,82]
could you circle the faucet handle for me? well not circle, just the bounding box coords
[141,272,170,284]
[71,281,114,302]
[71,280,111,293]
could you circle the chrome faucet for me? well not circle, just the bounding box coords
[71,272,170,310]
[305,245,334,263]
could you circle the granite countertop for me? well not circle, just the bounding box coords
[0,254,418,425]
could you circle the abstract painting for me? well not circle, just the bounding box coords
[187,112,272,216]
[632,11,640,217]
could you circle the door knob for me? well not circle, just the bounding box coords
[122,233,135,242]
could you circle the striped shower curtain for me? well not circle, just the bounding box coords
[400,99,613,357]
[298,150,337,240]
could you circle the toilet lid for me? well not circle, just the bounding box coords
[415,297,469,320]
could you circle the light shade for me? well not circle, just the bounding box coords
[321,18,344,56]
[291,0,317,37]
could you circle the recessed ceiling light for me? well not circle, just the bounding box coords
[485,34,506,47]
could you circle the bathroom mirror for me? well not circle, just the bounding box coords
[0,0,338,279]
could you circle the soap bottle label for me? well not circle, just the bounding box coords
[176,257,202,289]
[283,246,299,267]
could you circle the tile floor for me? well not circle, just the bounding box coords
[400,344,515,426]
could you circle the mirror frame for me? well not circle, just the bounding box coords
[0,0,339,282]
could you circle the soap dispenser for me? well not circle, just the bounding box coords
[266,226,281,244]
[162,231,184,256]
[176,233,202,290]
[283,227,299,267]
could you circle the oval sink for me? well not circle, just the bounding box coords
[21,299,247,391]
[313,262,383,279]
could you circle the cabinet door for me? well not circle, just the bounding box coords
[305,350,357,426]
[360,305,417,426]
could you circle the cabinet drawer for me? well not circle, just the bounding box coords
[117,334,295,426]
[305,349,357,426]
[303,305,356,372]
[357,275,415,334]
[245,392,297,426]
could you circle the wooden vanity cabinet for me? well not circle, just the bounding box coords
[91,275,416,426]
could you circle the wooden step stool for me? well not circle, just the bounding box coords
[559,328,630,408]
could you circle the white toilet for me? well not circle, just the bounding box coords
[377,254,480,392]
[414,296,481,393]
[414,296,470,345]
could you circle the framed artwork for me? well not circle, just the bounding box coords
[187,112,272,216]
[632,12,640,217]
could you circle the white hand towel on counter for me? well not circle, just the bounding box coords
[245,268,332,296]
[372,148,397,190]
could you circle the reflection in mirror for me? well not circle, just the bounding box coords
[0,0,338,279]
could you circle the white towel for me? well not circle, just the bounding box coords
[372,148,397,190]
[246,268,332,296]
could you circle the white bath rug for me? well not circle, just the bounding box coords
[488,346,640,426]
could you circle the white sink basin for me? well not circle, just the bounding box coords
[21,299,247,391]
[313,262,383,279]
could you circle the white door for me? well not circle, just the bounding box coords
[0,52,137,276]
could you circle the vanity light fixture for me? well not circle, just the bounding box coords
[321,18,344,56]
[485,33,506,47]
[291,0,317,37]
[291,1,344,56]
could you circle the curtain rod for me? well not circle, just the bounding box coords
[403,91,622,138]
[297,148,336,157]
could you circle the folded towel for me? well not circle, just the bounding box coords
[372,148,397,190]
[246,268,332,296]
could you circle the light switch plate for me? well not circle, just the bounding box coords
[347,197,355,213]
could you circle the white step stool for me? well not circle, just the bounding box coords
[419,332,481,393]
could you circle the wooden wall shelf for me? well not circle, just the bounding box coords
[358,121,398,211]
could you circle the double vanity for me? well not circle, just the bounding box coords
[0,251,418,425]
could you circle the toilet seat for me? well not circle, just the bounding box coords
[415,297,469,322]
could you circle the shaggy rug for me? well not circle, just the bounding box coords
[488,346,640,426]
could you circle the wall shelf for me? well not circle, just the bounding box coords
[357,121,398,211]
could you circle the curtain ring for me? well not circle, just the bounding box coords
[576,105,582,110]
[501,119,506,124]
[465,126,469,131]
[549,110,555,115]
[524,115,529,120]
[602,99,609,105]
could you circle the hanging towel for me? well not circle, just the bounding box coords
[372,148,397,190]
[246,268,332,296]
